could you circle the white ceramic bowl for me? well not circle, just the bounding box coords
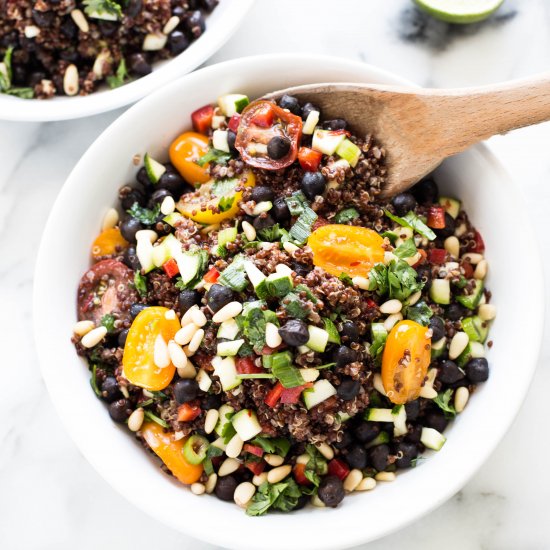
[34,54,544,550]
[0,0,253,122]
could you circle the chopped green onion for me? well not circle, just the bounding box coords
[143,410,169,428]
[289,207,317,245]
[262,351,293,370]
[218,254,248,291]
[285,191,309,216]
[335,138,361,167]
[90,364,101,398]
[334,207,360,224]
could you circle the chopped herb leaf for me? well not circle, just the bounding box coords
[218,254,247,291]
[107,58,130,89]
[250,436,291,457]
[218,196,235,212]
[100,313,116,333]
[240,306,267,354]
[368,260,423,302]
[83,0,123,19]
[203,444,224,475]
[246,479,303,516]
[405,300,433,326]
[339,272,354,286]
[393,238,417,259]
[334,207,359,224]
[4,87,34,98]
[127,201,160,225]
[282,291,310,320]
[134,271,147,296]
[90,364,102,398]
[285,191,309,216]
[381,230,398,245]
[433,389,457,418]
[196,148,232,167]
[257,223,288,242]
[221,413,237,443]
[316,362,336,370]
[304,444,327,485]
[384,209,436,241]
[410,456,427,468]
[143,410,169,428]
[0,47,34,98]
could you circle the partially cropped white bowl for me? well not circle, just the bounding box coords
[0,0,252,121]
[34,54,544,550]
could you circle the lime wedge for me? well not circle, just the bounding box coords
[413,0,505,24]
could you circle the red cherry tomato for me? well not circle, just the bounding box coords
[472,230,485,253]
[191,104,214,135]
[235,100,303,170]
[244,444,264,457]
[245,461,266,476]
[427,205,446,229]
[228,114,240,133]
[293,463,310,486]
[236,356,263,374]
[298,146,323,172]
[328,458,350,481]
[462,260,474,278]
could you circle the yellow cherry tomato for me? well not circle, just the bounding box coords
[308,224,385,279]
[141,422,203,485]
[176,170,255,224]
[381,320,432,405]
[122,306,180,391]
[169,131,211,185]
[91,227,129,259]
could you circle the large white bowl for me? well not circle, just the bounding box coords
[34,54,544,550]
[0,0,253,121]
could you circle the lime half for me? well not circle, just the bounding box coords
[413,0,505,24]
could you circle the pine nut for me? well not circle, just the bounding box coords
[380,299,402,314]
[267,465,292,484]
[265,322,282,348]
[352,276,370,290]
[143,32,167,51]
[160,195,175,216]
[174,323,198,346]
[478,303,496,321]
[373,373,386,396]
[311,494,326,507]
[191,482,205,495]
[316,442,334,461]
[449,331,469,360]
[181,305,199,326]
[356,477,377,491]
[404,251,422,267]
[407,290,422,306]
[444,236,460,258]
[212,301,243,323]
[165,309,177,321]
[81,326,107,348]
[177,359,196,379]
[420,367,438,399]
[187,328,204,354]
[190,308,207,327]
[242,221,256,241]
[474,259,488,280]
[343,469,363,492]
[226,434,244,459]
[102,208,119,231]
[24,25,40,38]
[204,409,219,435]
[120,385,130,399]
[168,340,187,369]
[283,241,299,255]
[384,313,403,332]
[92,50,111,79]
[234,482,256,508]
[128,408,144,432]
[153,334,170,368]
[218,458,240,477]
[462,252,483,264]
[264,454,284,467]
[70,9,89,32]
[253,473,268,486]
[454,386,470,413]
[205,474,217,494]
[375,472,396,482]
[74,320,95,336]
[63,64,79,96]
[136,229,158,243]
[296,454,310,465]
[162,15,180,35]
[252,201,272,216]
[455,223,467,237]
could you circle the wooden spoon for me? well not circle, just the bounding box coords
[264,74,550,198]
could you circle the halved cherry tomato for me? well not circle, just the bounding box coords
[327,459,350,481]
[122,306,180,391]
[228,114,240,133]
[177,400,201,422]
[91,227,129,259]
[203,267,220,284]
[265,382,284,408]
[472,230,485,253]
[162,257,179,278]
[293,463,310,486]
[169,131,210,185]
[176,171,255,224]
[280,383,312,404]
[235,100,303,170]
[298,146,323,172]
[236,356,263,375]
[427,206,446,229]
[381,320,432,405]
[244,444,264,457]
[77,259,137,326]
[191,104,214,135]
[141,422,203,484]
[308,224,385,279]
[245,460,265,476]
[428,248,447,265]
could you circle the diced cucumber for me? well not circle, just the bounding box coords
[323,318,341,345]
[218,93,249,117]
[144,153,166,184]
[302,110,320,135]
[163,212,184,227]
[456,343,472,368]
[461,316,489,343]
[175,250,205,286]
[136,234,155,273]
[312,128,346,156]
[213,357,241,391]
[438,197,461,219]
[152,242,172,268]
[243,260,269,299]
[212,130,230,153]
[470,341,486,358]
[392,405,408,437]
[196,369,212,392]
[265,272,293,298]
[429,279,451,305]
[217,339,244,357]
[306,325,329,352]
[456,280,484,310]
[335,411,351,423]
[218,226,238,248]
[217,319,240,340]
[420,427,446,451]
[302,379,337,410]
[231,409,262,441]
[335,138,361,167]
[364,431,391,449]
[214,404,235,436]
[365,408,394,423]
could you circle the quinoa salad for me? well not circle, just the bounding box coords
[72,92,495,514]
[0,0,217,99]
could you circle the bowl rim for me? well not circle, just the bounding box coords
[0,0,254,122]
[33,53,545,549]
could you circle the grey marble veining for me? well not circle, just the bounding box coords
[1,1,549,549]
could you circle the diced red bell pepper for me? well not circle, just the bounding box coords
[228,114,241,133]
[245,460,265,476]
[176,401,201,422]
[265,382,284,408]
[293,463,311,486]
[280,383,313,405]
[366,298,378,309]
[461,261,474,279]
[236,356,263,375]
[328,458,350,481]
[298,146,323,172]
[203,267,220,284]
[244,444,264,457]
[427,205,446,229]
[413,248,427,268]
[250,103,274,128]
[472,230,485,254]
[162,257,179,278]
[428,248,447,265]
[191,104,214,135]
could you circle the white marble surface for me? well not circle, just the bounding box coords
[1,0,550,548]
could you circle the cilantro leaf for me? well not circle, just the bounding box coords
[257,223,288,242]
[83,0,122,19]
[240,306,267,354]
[433,389,457,418]
[127,201,160,225]
[221,412,236,443]
[393,238,417,259]
[218,196,235,213]
[134,271,147,296]
[100,313,116,333]
[246,479,303,516]
[90,364,102,398]
[334,207,359,224]
[0,47,34,98]
[368,260,423,302]
[339,272,354,286]
[107,58,130,89]
[250,436,291,457]
[384,209,436,241]
[203,445,224,475]
[196,148,232,167]
[405,300,433,326]
[305,444,328,477]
